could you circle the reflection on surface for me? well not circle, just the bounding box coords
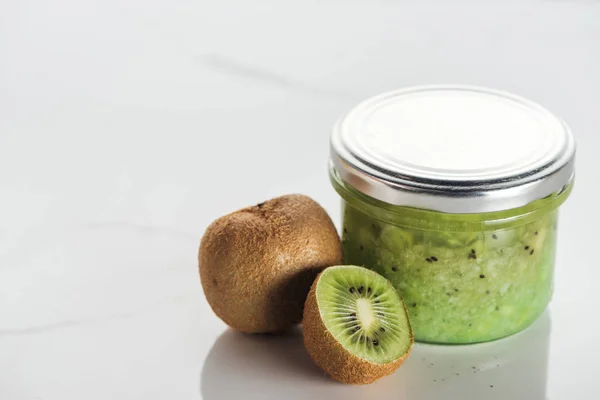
[200,327,406,400]
[399,311,551,400]
[201,312,550,400]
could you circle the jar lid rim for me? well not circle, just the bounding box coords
[330,85,575,213]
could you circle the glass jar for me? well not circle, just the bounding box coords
[329,86,575,344]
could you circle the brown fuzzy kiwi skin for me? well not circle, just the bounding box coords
[302,269,414,385]
[198,194,342,334]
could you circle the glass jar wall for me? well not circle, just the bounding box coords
[332,169,572,343]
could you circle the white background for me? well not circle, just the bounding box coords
[1,1,598,399]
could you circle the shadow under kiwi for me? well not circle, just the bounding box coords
[266,267,325,328]
[200,327,407,400]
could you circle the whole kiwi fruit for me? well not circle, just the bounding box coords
[199,194,342,333]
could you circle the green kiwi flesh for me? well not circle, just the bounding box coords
[316,265,412,364]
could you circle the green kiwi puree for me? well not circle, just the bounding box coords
[333,174,572,343]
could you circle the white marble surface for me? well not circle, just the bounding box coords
[1,1,599,399]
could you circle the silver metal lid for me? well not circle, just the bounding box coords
[330,85,575,213]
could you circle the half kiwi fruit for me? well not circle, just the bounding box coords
[303,265,414,384]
